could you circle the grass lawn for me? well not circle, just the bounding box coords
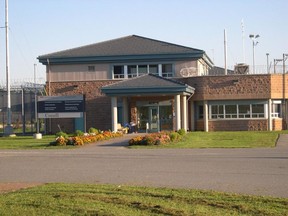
[0,131,286,150]
[130,131,286,149]
[0,183,287,216]
[0,135,75,149]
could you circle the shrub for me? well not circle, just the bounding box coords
[88,127,99,134]
[55,131,68,139]
[74,130,84,137]
[128,136,144,146]
[170,132,181,142]
[177,129,186,136]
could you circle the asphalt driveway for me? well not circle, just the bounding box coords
[0,134,287,198]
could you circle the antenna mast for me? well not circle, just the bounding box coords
[241,19,245,63]
[224,29,228,75]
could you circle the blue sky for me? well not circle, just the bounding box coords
[0,0,287,83]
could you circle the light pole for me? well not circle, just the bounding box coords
[249,34,260,74]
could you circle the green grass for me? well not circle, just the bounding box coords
[0,183,287,216]
[0,135,75,149]
[0,131,286,150]
[130,131,286,149]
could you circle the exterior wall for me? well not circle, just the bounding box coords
[273,118,283,131]
[270,74,288,98]
[178,74,273,101]
[46,74,288,133]
[209,119,268,131]
[47,80,118,134]
[196,119,268,131]
[174,61,198,77]
[47,64,110,82]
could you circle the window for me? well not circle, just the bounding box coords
[128,65,137,78]
[238,105,250,118]
[138,65,148,76]
[252,104,265,118]
[209,103,265,120]
[88,66,95,72]
[211,105,224,119]
[271,103,281,118]
[113,66,124,79]
[198,105,204,119]
[225,105,237,118]
[162,64,173,77]
[112,63,173,78]
[149,65,158,75]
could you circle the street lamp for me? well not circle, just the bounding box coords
[249,34,260,74]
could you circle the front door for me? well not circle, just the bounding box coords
[149,107,159,132]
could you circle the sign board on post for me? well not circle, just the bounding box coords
[37,95,85,118]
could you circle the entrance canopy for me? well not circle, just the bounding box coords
[101,74,195,132]
[101,74,195,96]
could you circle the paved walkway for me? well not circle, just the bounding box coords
[277,134,288,148]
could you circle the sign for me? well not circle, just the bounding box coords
[37,95,85,118]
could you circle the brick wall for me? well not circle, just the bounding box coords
[47,80,119,133]
[177,74,273,101]
[196,119,268,131]
[273,119,283,131]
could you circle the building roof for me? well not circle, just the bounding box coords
[101,74,195,96]
[38,35,213,66]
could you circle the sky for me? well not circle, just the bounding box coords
[0,0,287,85]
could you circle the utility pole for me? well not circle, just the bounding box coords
[224,29,228,75]
[4,0,13,135]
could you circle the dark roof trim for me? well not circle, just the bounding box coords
[101,74,195,97]
[38,52,204,65]
[101,86,194,96]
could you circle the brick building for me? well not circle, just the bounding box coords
[38,35,287,133]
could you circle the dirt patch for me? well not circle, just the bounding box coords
[0,183,44,194]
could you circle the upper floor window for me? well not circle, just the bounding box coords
[162,64,173,77]
[88,66,95,72]
[113,63,174,79]
[113,65,124,79]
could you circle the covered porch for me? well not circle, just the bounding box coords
[101,74,195,133]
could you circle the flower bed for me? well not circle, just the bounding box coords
[128,130,185,146]
[52,130,123,146]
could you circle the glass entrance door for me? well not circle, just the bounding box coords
[149,107,159,132]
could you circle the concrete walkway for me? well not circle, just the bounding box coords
[277,134,288,148]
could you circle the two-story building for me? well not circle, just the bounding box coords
[38,35,287,133]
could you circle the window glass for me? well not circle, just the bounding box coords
[211,105,224,119]
[128,65,137,78]
[225,105,237,118]
[149,65,158,75]
[113,66,124,79]
[239,105,250,118]
[138,65,148,76]
[252,104,264,118]
[198,105,203,119]
[162,64,173,77]
[88,66,95,72]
